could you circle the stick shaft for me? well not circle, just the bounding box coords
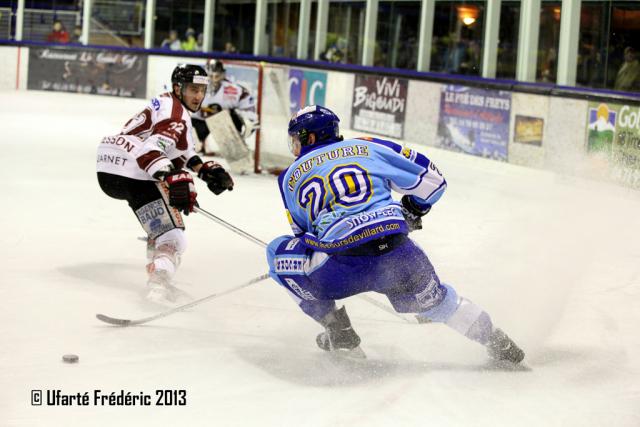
[194,206,410,323]
[194,206,267,248]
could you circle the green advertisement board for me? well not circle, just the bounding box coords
[586,102,640,188]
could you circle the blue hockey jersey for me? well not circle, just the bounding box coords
[277,136,447,253]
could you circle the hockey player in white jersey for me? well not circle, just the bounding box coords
[191,59,259,154]
[96,64,234,304]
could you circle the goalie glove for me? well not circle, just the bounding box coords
[197,161,234,195]
[241,117,260,139]
[200,103,222,119]
[401,195,431,232]
[230,109,260,139]
[163,169,197,215]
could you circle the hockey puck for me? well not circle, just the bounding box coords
[62,354,79,364]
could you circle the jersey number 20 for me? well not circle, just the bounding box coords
[298,164,373,221]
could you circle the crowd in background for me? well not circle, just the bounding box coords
[34,5,640,94]
[46,20,239,54]
[577,39,640,92]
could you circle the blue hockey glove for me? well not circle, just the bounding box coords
[401,195,431,232]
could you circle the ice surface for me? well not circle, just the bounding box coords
[1,91,639,426]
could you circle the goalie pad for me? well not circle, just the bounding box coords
[205,110,253,175]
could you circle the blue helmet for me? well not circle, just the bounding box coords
[288,105,340,147]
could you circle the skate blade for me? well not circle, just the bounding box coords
[329,346,367,360]
[145,286,178,306]
[485,358,530,372]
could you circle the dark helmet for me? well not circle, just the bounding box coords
[206,59,225,74]
[288,105,340,147]
[171,64,208,88]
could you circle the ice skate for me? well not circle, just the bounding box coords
[486,328,525,364]
[316,306,366,359]
[145,269,176,306]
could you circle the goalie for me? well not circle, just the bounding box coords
[191,59,260,157]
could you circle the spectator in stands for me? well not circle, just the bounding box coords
[614,47,640,92]
[181,28,198,51]
[224,41,238,54]
[70,25,83,44]
[47,20,70,44]
[321,38,346,64]
[196,33,204,51]
[540,47,558,83]
[161,30,181,51]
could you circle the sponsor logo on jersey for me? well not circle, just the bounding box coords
[101,136,136,153]
[149,218,162,232]
[223,86,239,95]
[283,278,317,300]
[285,238,301,251]
[96,154,129,166]
[155,136,173,150]
[302,221,404,252]
[415,276,443,309]
[275,256,306,274]
[135,200,175,238]
[343,206,402,229]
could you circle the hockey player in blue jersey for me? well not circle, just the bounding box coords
[266,105,524,363]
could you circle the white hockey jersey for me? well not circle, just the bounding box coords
[192,79,256,121]
[96,92,200,180]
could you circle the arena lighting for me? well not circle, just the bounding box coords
[462,17,476,25]
[457,5,478,26]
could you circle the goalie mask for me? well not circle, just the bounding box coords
[206,59,226,89]
[287,105,341,155]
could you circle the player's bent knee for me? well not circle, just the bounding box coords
[156,228,187,255]
[415,283,459,323]
[266,235,295,278]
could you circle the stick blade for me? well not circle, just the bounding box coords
[96,313,132,327]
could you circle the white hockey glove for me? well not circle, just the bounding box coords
[241,117,260,139]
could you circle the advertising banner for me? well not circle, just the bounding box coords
[586,102,640,188]
[28,47,147,98]
[351,75,408,139]
[514,115,544,146]
[289,69,327,114]
[437,85,511,160]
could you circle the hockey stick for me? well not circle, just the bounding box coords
[96,273,270,326]
[194,206,414,324]
[194,206,268,247]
